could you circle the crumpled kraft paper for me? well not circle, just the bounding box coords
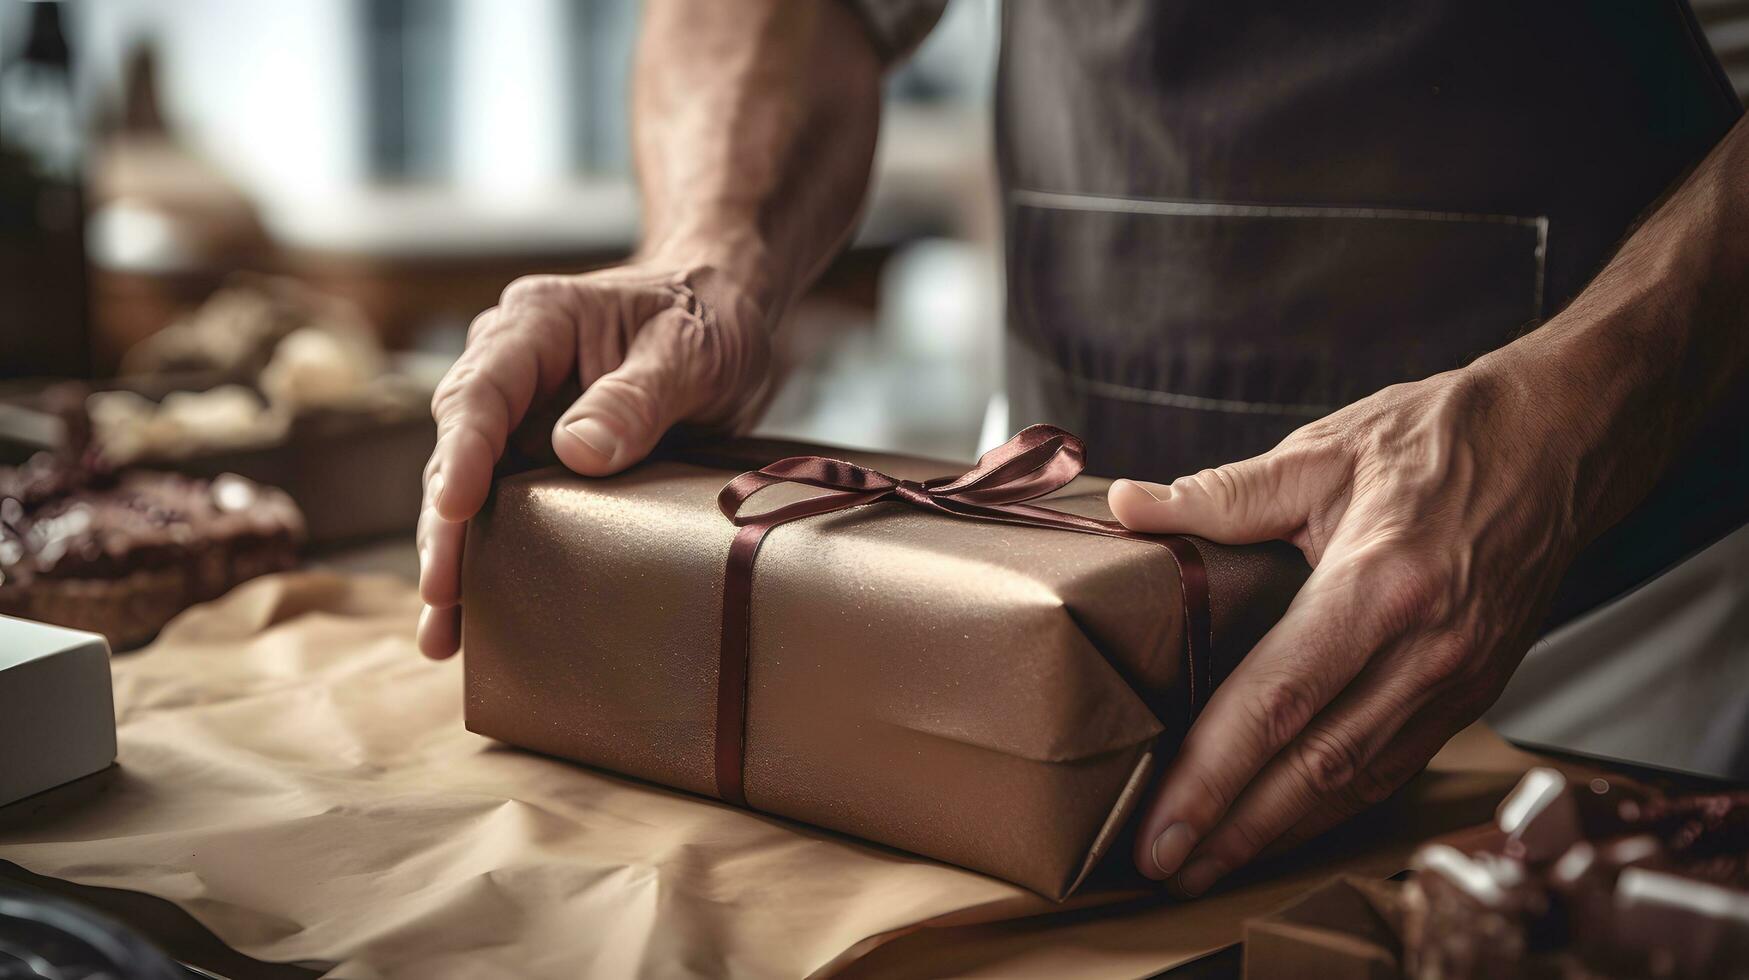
[0,572,1545,978]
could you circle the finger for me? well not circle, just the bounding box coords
[417,502,466,609]
[1176,696,1471,897]
[427,306,572,522]
[417,602,461,660]
[1133,550,1408,881]
[552,307,709,475]
[1167,640,1445,896]
[1108,448,1328,545]
[1262,696,1470,857]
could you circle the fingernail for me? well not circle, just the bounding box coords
[1177,855,1228,897]
[1150,822,1197,878]
[426,470,446,508]
[566,418,618,462]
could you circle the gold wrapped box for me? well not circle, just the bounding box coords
[462,428,1306,898]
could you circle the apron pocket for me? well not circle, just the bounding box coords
[1007,191,1548,413]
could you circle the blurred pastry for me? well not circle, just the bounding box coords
[0,454,303,649]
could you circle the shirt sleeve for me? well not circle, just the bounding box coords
[838,0,949,63]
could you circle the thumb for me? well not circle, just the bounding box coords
[1108,453,1309,544]
[551,308,706,476]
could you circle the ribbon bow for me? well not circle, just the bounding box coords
[710,424,1210,807]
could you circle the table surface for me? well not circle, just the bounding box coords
[302,537,1243,978]
[0,540,1676,979]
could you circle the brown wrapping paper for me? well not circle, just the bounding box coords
[1241,876,1408,980]
[0,573,1550,978]
[461,441,1310,898]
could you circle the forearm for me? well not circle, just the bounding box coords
[1475,116,1749,544]
[630,0,884,322]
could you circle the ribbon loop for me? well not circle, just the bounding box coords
[709,425,1212,808]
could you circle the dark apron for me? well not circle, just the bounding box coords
[997,0,1745,622]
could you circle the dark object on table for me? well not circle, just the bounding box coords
[463,430,1310,898]
[0,881,184,980]
[0,452,303,650]
[1242,769,1749,979]
[0,0,91,382]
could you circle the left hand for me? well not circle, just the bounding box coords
[1108,363,1587,896]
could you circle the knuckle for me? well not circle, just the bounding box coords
[1175,459,1290,534]
[1246,674,1319,755]
[1349,550,1446,631]
[1330,762,1414,819]
[429,357,514,436]
[500,274,567,308]
[1187,466,1244,510]
[1292,728,1365,796]
[1161,759,1245,826]
[588,373,665,432]
[1418,630,1477,684]
[465,309,502,343]
[653,310,767,410]
[656,310,718,361]
[429,360,478,421]
[1178,764,1241,821]
[1287,415,1344,451]
[1224,813,1278,862]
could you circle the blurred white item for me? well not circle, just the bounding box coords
[158,386,281,449]
[881,238,996,360]
[89,385,284,465]
[877,238,999,456]
[754,240,1000,460]
[120,274,377,378]
[260,327,384,412]
[893,0,997,103]
[86,389,158,464]
[75,0,364,206]
[261,180,640,259]
[83,44,269,273]
[976,393,1009,456]
[1489,521,1749,780]
[85,198,197,274]
[87,137,267,272]
[451,0,567,201]
[0,615,116,807]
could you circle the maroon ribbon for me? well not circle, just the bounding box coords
[712,424,1211,807]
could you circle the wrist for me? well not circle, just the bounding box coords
[1465,291,1690,547]
[636,221,784,326]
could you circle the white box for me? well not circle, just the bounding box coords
[0,615,118,806]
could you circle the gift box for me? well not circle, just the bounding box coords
[0,615,116,807]
[461,427,1309,898]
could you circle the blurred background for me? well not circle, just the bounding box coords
[0,0,1001,569]
[4,0,1749,555]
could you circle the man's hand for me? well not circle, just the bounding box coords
[1109,364,1585,896]
[1107,114,1749,896]
[414,0,887,660]
[416,263,770,659]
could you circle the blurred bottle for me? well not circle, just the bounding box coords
[0,0,91,380]
[84,43,270,370]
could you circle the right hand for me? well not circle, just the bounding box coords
[416,262,772,659]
